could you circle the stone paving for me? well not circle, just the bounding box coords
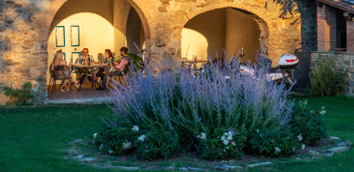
[46,83,113,104]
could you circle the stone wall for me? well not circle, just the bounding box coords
[0,0,49,104]
[311,52,354,96]
[0,0,316,104]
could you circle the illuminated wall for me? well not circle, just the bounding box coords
[48,0,114,60]
[225,8,260,63]
[182,9,226,60]
[181,8,260,62]
[112,0,144,56]
[181,29,208,61]
[113,0,131,54]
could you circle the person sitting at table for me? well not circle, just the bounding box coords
[96,47,130,90]
[111,47,130,72]
[50,51,79,92]
[74,48,95,86]
[93,49,114,90]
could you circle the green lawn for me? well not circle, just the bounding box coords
[0,96,353,172]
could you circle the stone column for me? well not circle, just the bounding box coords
[347,19,354,53]
[317,4,337,51]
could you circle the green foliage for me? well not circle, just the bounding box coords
[94,122,180,160]
[93,122,140,156]
[289,100,327,146]
[195,128,246,160]
[3,82,33,106]
[309,54,347,97]
[134,126,180,160]
[247,128,301,157]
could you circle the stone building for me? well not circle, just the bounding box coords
[312,0,354,96]
[0,0,318,104]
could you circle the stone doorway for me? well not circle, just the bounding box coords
[46,0,146,101]
[181,8,266,64]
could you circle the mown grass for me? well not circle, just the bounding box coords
[247,96,354,172]
[0,96,353,172]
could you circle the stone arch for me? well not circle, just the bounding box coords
[176,3,272,60]
[40,0,152,47]
[183,5,270,39]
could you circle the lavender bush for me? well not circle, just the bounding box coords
[106,53,292,138]
[96,50,318,160]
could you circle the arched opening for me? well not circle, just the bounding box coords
[46,0,145,99]
[181,8,264,63]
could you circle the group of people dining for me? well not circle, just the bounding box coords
[50,47,131,92]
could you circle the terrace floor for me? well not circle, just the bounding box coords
[47,83,112,104]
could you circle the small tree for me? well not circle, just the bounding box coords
[309,54,347,97]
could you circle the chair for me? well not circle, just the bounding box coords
[106,59,133,88]
[50,65,72,94]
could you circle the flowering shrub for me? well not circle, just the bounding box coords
[95,54,327,160]
[134,126,180,160]
[195,128,247,160]
[93,121,179,160]
[108,57,293,141]
[93,123,141,156]
[289,100,327,146]
[247,128,301,156]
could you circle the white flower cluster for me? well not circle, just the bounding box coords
[274,147,281,154]
[196,132,207,140]
[299,100,308,109]
[122,142,132,149]
[132,125,139,132]
[320,106,326,115]
[301,144,306,150]
[220,131,233,145]
[93,133,98,139]
[138,134,147,142]
[297,134,303,141]
[299,100,308,105]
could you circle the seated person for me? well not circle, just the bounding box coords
[110,47,130,73]
[74,48,95,86]
[97,47,130,90]
[50,51,79,92]
[93,49,114,90]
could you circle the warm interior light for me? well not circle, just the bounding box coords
[181,28,208,61]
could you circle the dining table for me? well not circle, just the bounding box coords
[72,63,104,92]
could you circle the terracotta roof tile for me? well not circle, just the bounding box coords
[318,0,354,13]
[342,0,354,5]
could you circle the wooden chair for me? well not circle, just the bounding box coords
[106,59,133,88]
[50,65,72,93]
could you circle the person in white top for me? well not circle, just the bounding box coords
[74,48,95,85]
